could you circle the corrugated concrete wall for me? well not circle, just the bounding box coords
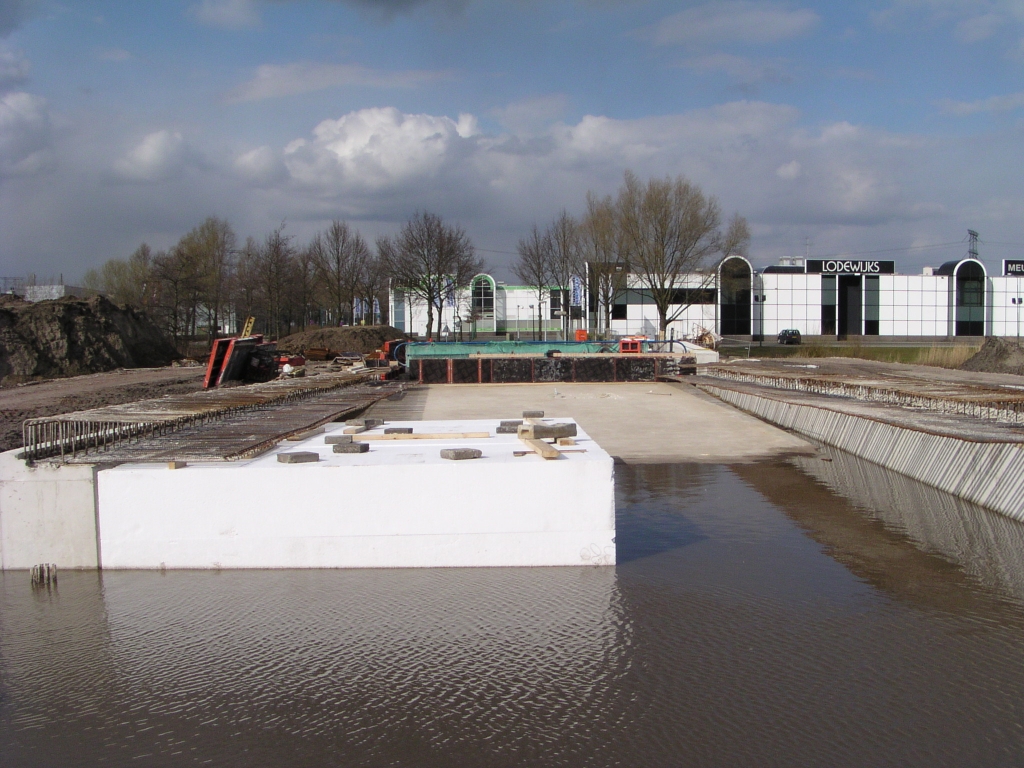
[698,383,1024,524]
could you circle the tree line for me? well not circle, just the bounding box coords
[515,170,750,336]
[84,212,482,348]
[84,170,748,348]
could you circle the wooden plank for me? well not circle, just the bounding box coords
[354,432,491,441]
[518,436,561,459]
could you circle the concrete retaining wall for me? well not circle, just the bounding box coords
[0,450,100,569]
[698,383,1024,524]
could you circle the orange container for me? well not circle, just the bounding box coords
[618,339,642,354]
[575,329,589,342]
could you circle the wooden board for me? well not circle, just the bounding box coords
[518,437,561,459]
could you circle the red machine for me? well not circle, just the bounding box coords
[203,334,279,389]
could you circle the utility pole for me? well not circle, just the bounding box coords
[968,229,979,259]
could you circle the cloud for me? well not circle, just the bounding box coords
[0,48,28,91]
[776,159,801,179]
[281,106,479,192]
[190,0,260,29]
[652,2,819,46]
[0,90,51,176]
[234,145,288,185]
[955,13,1001,42]
[681,53,791,92]
[939,90,1024,115]
[226,62,451,102]
[0,0,36,37]
[113,130,196,182]
[491,94,569,133]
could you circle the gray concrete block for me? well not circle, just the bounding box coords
[499,420,523,427]
[522,410,544,418]
[519,423,577,439]
[440,448,482,460]
[278,451,319,464]
[325,435,353,445]
[346,418,383,427]
[334,442,370,454]
[384,427,413,434]
[495,425,519,434]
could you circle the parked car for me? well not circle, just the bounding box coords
[777,329,802,345]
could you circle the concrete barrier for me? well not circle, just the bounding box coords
[0,450,100,569]
[698,383,1024,524]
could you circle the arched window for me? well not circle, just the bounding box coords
[471,275,495,318]
[955,260,986,336]
[719,256,752,335]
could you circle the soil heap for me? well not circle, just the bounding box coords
[275,326,406,356]
[0,295,179,384]
[960,337,1024,376]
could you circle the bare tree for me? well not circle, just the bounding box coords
[616,170,744,337]
[378,211,482,340]
[514,225,551,341]
[311,220,370,327]
[255,227,295,339]
[545,210,583,340]
[84,243,156,308]
[358,251,389,326]
[581,193,627,337]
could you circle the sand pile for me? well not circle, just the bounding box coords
[0,295,179,384]
[960,337,1024,376]
[275,326,406,355]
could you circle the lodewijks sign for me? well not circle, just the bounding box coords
[806,259,896,275]
[1004,260,1024,276]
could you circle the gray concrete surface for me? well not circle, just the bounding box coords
[367,382,814,463]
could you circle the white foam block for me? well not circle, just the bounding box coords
[96,419,615,568]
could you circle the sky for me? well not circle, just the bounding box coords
[2,0,1024,282]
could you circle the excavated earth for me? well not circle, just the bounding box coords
[275,326,406,356]
[961,337,1024,376]
[0,294,179,384]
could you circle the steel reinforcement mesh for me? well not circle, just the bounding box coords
[420,359,449,384]
[451,359,480,384]
[492,358,534,383]
[573,357,616,382]
[616,357,657,381]
[533,358,574,383]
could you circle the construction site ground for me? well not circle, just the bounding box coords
[0,365,207,452]
[364,382,815,463]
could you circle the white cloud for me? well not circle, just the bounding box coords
[0,47,28,91]
[234,145,288,186]
[282,107,479,191]
[955,13,1002,41]
[652,2,819,46]
[113,130,193,182]
[190,0,260,29]
[227,62,451,102]
[939,90,1024,114]
[776,160,801,179]
[0,90,51,176]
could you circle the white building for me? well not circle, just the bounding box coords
[389,257,1024,341]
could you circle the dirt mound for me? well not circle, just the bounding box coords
[0,295,179,384]
[276,326,407,355]
[960,337,1024,375]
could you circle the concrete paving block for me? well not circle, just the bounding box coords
[495,425,519,434]
[346,418,383,427]
[499,420,524,427]
[384,427,413,434]
[440,448,482,461]
[522,410,545,418]
[278,451,320,464]
[334,442,370,454]
[324,435,353,445]
[519,423,578,439]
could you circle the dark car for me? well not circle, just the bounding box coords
[777,329,802,345]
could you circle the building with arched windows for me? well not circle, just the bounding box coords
[389,257,1024,340]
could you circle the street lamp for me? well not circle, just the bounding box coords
[528,304,534,341]
[1013,297,1022,338]
[753,293,767,346]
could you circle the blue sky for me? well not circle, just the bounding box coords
[3,0,1024,280]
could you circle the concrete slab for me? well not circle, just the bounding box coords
[388,383,813,463]
[96,418,615,569]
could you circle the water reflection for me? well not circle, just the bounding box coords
[3,453,1024,766]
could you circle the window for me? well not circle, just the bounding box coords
[471,278,494,317]
[611,304,627,320]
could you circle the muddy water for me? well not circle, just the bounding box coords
[3,452,1024,767]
